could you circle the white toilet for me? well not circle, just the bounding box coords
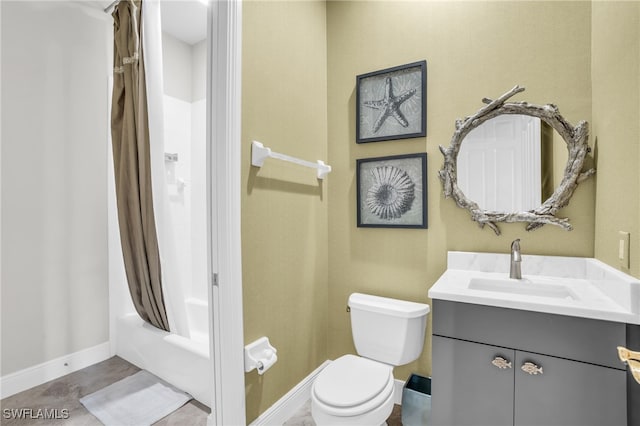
[311,293,430,425]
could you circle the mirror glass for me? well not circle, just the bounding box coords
[456,114,568,212]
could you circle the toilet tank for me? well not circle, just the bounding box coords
[348,293,430,366]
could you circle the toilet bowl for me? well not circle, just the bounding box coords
[311,293,430,425]
[311,355,395,426]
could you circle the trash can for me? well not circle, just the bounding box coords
[401,374,431,426]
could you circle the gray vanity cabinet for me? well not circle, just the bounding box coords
[432,336,515,426]
[432,300,629,426]
[513,351,626,426]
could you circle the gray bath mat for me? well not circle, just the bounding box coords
[80,370,192,426]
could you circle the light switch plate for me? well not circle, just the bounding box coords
[618,231,630,269]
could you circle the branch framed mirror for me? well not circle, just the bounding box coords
[438,85,596,235]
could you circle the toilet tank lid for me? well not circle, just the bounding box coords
[348,293,430,318]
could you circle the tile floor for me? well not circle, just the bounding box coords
[284,399,403,426]
[0,357,209,426]
[1,357,403,425]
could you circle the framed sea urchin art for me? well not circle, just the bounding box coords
[357,153,427,228]
[356,61,427,143]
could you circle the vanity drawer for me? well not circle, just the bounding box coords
[433,300,626,369]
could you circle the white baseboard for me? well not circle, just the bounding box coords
[394,379,405,405]
[249,360,331,426]
[0,342,111,399]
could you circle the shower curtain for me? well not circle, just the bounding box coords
[111,0,190,336]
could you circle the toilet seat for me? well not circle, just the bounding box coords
[312,354,394,417]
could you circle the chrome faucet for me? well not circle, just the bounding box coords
[510,239,522,279]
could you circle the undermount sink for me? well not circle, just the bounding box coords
[468,277,579,300]
[428,251,640,324]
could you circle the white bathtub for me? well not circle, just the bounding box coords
[185,297,209,342]
[116,303,211,406]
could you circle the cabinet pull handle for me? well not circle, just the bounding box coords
[521,361,543,375]
[618,346,640,385]
[617,346,640,363]
[491,356,512,369]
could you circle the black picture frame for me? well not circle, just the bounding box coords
[357,153,427,228]
[356,61,427,143]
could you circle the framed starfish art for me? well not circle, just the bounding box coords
[356,61,426,143]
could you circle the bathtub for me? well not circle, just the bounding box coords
[115,299,211,406]
[184,297,209,342]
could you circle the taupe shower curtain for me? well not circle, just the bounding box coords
[111,0,169,331]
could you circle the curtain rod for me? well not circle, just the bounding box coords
[104,0,119,14]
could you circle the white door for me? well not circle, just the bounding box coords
[457,114,541,212]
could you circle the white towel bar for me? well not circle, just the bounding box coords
[251,141,331,180]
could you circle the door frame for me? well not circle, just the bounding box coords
[207,1,245,425]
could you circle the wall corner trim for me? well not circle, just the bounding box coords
[249,360,331,426]
[0,342,111,400]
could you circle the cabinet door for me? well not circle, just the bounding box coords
[514,351,627,426]
[432,336,515,426]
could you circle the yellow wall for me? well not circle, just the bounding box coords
[326,0,594,381]
[241,1,329,421]
[592,1,640,278]
[242,1,640,420]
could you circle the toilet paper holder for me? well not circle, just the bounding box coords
[244,337,278,375]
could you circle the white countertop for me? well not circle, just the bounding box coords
[428,252,640,325]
